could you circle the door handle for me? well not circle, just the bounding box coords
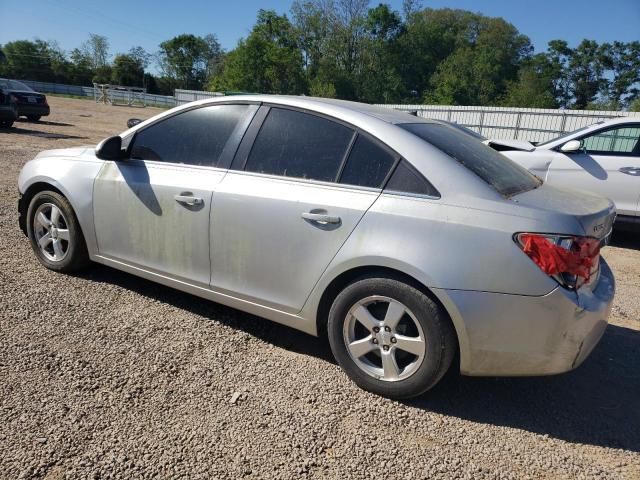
[619,167,640,176]
[301,211,341,225]
[174,193,204,206]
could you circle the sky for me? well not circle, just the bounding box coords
[0,0,638,73]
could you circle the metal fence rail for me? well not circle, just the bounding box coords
[19,80,176,108]
[379,104,640,143]
[174,89,224,105]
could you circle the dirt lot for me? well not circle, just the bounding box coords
[1,97,639,479]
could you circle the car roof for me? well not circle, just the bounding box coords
[173,94,439,126]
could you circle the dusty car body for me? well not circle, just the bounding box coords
[18,96,616,398]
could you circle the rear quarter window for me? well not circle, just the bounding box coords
[400,123,541,197]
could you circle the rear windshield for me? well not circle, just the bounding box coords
[400,123,541,197]
[0,79,34,91]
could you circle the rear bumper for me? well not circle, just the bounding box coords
[441,259,615,376]
[17,104,50,117]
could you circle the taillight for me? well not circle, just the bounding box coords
[515,233,601,290]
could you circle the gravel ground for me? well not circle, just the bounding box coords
[1,97,639,479]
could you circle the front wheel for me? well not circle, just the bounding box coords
[327,277,456,399]
[26,191,90,272]
[0,120,13,128]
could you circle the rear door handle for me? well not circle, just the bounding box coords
[174,193,204,206]
[619,167,640,176]
[301,211,341,225]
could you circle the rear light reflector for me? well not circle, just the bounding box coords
[515,233,601,290]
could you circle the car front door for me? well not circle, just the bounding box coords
[546,124,640,217]
[210,106,398,313]
[93,103,257,286]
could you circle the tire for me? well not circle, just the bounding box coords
[0,120,13,128]
[27,115,41,122]
[26,191,90,272]
[327,277,456,399]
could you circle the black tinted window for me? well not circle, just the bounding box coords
[339,135,396,188]
[400,123,541,197]
[385,160,439,197]
[130,104,250,166]
[245,108,353,182]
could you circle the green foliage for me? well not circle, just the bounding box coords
[212,10,306,94]
[629,98,640,112]
[158,34,222,90]
[111,54,144,86]
[0,4,638,110]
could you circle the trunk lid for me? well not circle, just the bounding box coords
[512,183,616,241]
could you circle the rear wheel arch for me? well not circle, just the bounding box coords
[315,265,462,370]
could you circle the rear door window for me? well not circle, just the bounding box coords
[245,108,353,182]
[400,123,541,197]
[130,104,252,166]
[339,135,396,188]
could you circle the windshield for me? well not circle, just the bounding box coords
[537,122,603,146]
[400,123,541,197]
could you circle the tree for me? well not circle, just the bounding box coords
[568,39,607,109]
[425,13,531,105]
[81,33,110,70]
[212,10,306,94]
[158,34,219,90]
[502,55,558,108]
[601,41,640,107]
[111,54,144,86]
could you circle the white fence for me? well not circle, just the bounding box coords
[20,80,176,108]
[174,89,224,105]
[380,104,640,143]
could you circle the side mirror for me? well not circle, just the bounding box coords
[560,139,582,153]
[95,135,124,160]
[127,118,142,128]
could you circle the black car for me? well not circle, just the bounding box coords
[0,79,50,122]
[0,84,18,128]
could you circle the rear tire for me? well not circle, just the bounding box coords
[0,120,13,128]
[327,277,456,399]
[26,191,90,272]
[27,115,41,122]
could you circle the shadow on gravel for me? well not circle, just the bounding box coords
[79,264,639,452]
[411,324,640,452]
[6,127,88,140]
[16,118,75,127]
[78,264,335,364]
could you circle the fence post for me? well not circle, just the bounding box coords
[514,112,522,140]
[560,112,567,133]
[478,110,485,136]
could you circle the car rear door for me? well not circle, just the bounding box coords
[545,124,640,217]
[93,103,257,286]
[210,106,398,313]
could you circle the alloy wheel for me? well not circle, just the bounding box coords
[343,295,426,382]
[33,203,70,262]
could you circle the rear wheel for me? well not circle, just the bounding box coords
[0,120,13,128]
[26,191,90,272]
[327,277,456,399]
[27,115,41,122]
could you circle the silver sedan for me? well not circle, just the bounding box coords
[18,96,616,398]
